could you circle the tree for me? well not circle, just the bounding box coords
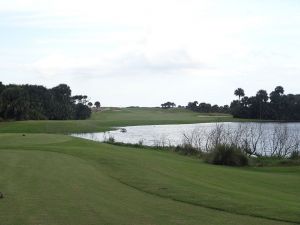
[50,84,73,120]
[275,86,284,95]
[0,82,93,121]
[82,95,89,105]
[73,103,91,119]
[88,102,93,108]
[230,86,300,121]
[0,87,30,120]
[256,90,268,103]
[0,82,4,95]
[198,102,211,113]
[94,101,101,109]
[255,90,268,120]
[234,88,245,100]
[270,87,284,120]
[161,102,175,109]
[211,105,219,112]
[187,101,198,111]
[187,101,228,114]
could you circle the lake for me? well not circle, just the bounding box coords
[72,122,300,156]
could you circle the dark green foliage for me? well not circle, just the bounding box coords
[0,82,91,120]
[23,85,50,119]
[74,103,91,119]
[47,84,74,120]
[186,101,230,114]
[230,86,300,121]
[161,102,176,108]
[0,82,5,95]
[71,95,89,105]
[234,88,245,100]
[0,86,30,120]
[94,101,101,109]
[206,144,249,167]
[251,156,300,167]
[175,144,199,156]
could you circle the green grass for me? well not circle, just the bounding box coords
[0,108,298,225]
[0,133,299,225]
[0,107,251,134]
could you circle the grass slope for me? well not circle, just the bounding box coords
[0,133,299,225]
[0,107,251,134]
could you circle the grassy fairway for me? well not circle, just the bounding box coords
[0,134,299,225]
[0,108,298,225]
[0,107,250,134]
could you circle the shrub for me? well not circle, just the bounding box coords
[206,144,249,166]
[175,144,199,156]
[107,136,115,143]
[138,139,144,146]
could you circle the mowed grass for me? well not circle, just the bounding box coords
[0,108,298,224]
[0,107,250,134]
[0,134,299,225]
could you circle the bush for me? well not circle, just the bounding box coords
[138,139,144,146]
[175,144,199,156]
[206,144,249,166]
[107,136,115,143]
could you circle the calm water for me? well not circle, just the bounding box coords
[71,122,300,148]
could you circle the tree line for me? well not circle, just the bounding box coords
[0,82,100,120]
[178,85,299,120]
[161,101,230,113]
[231,86,300,120]
[186,101,230,113]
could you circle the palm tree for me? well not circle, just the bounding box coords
[234,88,245,101]
[256,89,268,120]
[256,90,268,103]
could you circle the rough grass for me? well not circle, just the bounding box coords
[0,133,299,225]
[0,107,251,134]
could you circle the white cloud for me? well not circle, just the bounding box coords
[27,48,203,78]
[14,0,267,78]
[0,0,300,106]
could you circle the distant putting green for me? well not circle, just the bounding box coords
[0,133,299,225]
[0,107,250,134]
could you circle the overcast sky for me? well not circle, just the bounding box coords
[0,0,299,106]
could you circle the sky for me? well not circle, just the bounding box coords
[0,0,299,107]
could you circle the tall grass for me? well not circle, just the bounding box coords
[181,123,300,158]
